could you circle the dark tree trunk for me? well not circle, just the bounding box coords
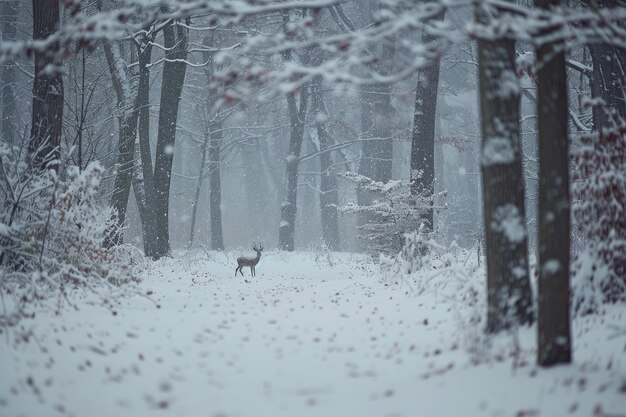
[587,1,626,129]
[536,0,572,367]
[208,125,224,250]
[278,88,309,251]
[278,11,310,251]
[477,14,533,332]
[589,43,626,128]
[136,43,156,256]
[1,1,18,144]
[30,0,63,171]
[131,141,149,244]
[151,21,188,259]
[410,11,445,231]
[103,42,140,247]
[311,77,340,250]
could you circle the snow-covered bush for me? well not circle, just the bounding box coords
[571,124,626,314]
[0,145,142,330]
[383,231,490,361]
[339,172,438,257]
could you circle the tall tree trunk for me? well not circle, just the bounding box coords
[589,44,626,128]
[410,11,445,232]
[1,0,18,144]
[587,1,626,129]
[311,77,340,250]
[103,42,139,247]
[30,0,63,171]
[278,11,310,251]
[187,131,208,251]
[131,141,149,244]
[136,43,156,256]
[201,32,224,251]
[151,21,188,259]
[536,0,572,367]
[477,8,533,333]
[208,124,224,250]
[278,88,309,251]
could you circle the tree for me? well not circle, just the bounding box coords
[477,5,533,333]
[151,20,189,258]
[135,39,155,254]
[339,173,434,257]
[1,0,18,144]
[536,0,572,366]
[278,10,310,251]
[103,40,140,247]
[311,75,340,250]
[30,0,64,171]
[204,33,225,251]
[587,0,626,129]
[410,10,445,232]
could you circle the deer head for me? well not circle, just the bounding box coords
[253,244,264,257]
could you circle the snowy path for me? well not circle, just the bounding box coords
[1,252,625,417]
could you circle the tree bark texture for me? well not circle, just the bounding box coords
[1,1,18,144]
[278,11,310,251]
[311,77,340,250]
[536,0,572,367]
[151,21,188,259]
[103,42,140,247]
[278,88,309,251]
[30,0,63,171]
[477,20,533,332]
[136,43,157,256]
[410,11,445,231]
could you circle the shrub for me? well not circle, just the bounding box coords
[0,145,142,330]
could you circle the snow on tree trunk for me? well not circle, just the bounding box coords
[30,0,63,171]
[103,41,139,248]
[477,10,533,333]
[410,10,445,232]
[151,21,188,259]
[536,0,572,367]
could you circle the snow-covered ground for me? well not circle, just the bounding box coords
[1,251,625,417]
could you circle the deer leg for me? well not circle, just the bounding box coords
[235,266,239,277]
[252,266,255,277]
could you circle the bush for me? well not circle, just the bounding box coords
[0,145,142,330]
[339,172,438,257]
[571,125,626,314]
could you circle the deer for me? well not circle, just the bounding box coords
[235,244,263,277]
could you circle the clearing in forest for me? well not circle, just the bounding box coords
[1,252,624,417]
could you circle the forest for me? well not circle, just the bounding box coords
[0,0,625,416]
